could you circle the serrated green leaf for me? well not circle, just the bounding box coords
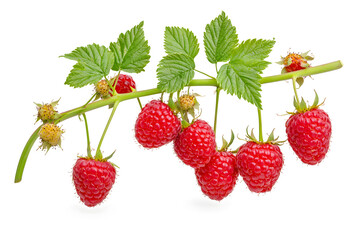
[157,54,195,93]
[216,39,275,109]
[164,27,199,58]
[65,62,104,88]
[110,21,150,73]
[204,11,238,63]
[230,39,275,73]
[62,44,114,87]
[218,64,262,109]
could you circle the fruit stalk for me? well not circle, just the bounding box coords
[82,113,92,158]
[257,108,264,142]
[14,60,343,183]
[95,100,120,159]
[213,87,221,139]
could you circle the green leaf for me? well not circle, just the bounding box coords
[157,54,195,93]
[217,39,276,109]
[62,44,114,88]
[218,63,262,109]
[164,27,199,58]
[110,21,151,73]
[203,11,238,63]
[230,39,275,73]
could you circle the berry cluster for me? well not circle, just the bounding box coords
[15,13,341,208]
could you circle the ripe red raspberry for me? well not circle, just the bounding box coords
[195,151,239,201]
[112,74,136,94]
[174,120,216,168]
[236,142,283,193]
[135,100,181,148]
[286,108,331,165]
[73,158,116,207]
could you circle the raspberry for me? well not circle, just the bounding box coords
[38,123,63,151]
[72,158,116,207]
[286,108,331,165]
[236,142,283,193]
[112,74,136,94]
[174,120,216,168]
[195,151,239,200]
[95,79,110,97]
[135,100,181,148]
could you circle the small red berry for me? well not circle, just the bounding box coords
[236,142,283,193]
[135,100,181,148]
[73,158,116,207]
[286,108,331,165]
[174,120,216,168]
[112,74,136,95]
[195,151,239,200]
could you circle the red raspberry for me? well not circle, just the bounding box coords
[286,108,331,165]
[236,142,283,193]
[135,100,181,148]
[111,74,136,95]
[174,120,216,168]
[73,158,116,207]
[195,151,239,201]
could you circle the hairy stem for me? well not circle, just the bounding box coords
[14,60,343,183]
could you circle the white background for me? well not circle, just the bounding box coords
[1,0,358,239]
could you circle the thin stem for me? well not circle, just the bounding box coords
[82,113,92,158]
[83,93,96,106]
[257,108,263,142]
[215,63,219,74]
[292,77,300,106]
[195,69,216,80]
[213,87,221,138]
[136,97,143,109]
[95,100,120,159]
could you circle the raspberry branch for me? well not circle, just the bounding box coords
[14,60,343,183]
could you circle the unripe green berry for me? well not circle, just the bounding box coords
[95,80,110,97]
[39,123,63,151]
[179,94,196,111]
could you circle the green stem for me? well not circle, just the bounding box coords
[14,60,343,183]
[257,108,263,142]
[292,77,300,106]
[95,100,120,159]
[83,93,97,106]
[14,126,42,183]
[82,113,92,158]
[136,97,143,109]
[213,87,221,139]
[195,69,216,80]
[259,60,343,84]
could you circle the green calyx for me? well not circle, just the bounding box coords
[245,127,285,145]
[290,90,324,114]
[219,130,235,152]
